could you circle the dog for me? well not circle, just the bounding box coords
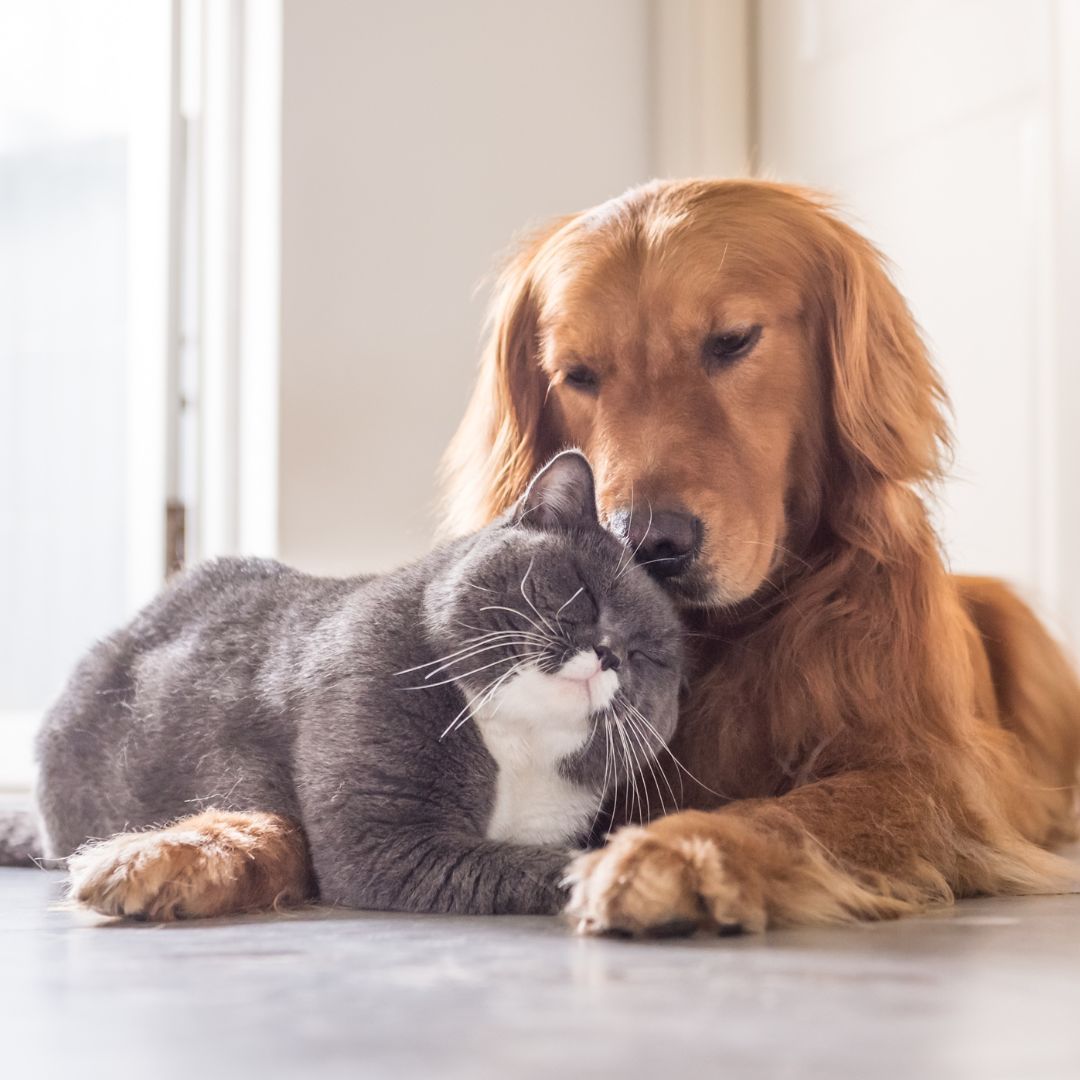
[61,180,1080,932]
[445,179,1080,933]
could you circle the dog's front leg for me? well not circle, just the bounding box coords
[68,810,313,920]
[564,767,1072,936]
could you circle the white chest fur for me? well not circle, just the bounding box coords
[473,661,616,847]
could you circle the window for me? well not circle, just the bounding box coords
[0,0,176,785]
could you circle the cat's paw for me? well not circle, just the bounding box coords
[563,816,766,937]
[67,810,310,921]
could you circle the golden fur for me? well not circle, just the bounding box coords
[68,810,313,921]
[446,179,1080,934]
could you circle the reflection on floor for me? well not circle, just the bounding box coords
[3,863,1078,1080]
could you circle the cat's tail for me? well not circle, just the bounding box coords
[0,809,44,866]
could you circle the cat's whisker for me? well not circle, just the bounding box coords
[635,716,681,815]
[587,708,617,841]
[612,480,636,578]
[604,711,634,836]
[613,501,654,584]
[630,708,686,803]
[734,535,815,574]
[420,638,550,680]
[454,619,519,637]
[608,713,629,825]
[440,659,529,739]
[553,585,585,631]
[395,631,547,676]
[403,651,538,691]
[473,657,539,725]
[477,604,554,641]
[520,557,558,636]
[452,622,550,652]
[620,707,672,822]
[460,579,495,594]
[612,711,640,826]
[460,652,544,720]
[453,617,545,638]
[616,694,684,807]
[615,553,681,580]
[397,642,538,681]
[618,708,654,823]
[620,696,732,803]
[440,655,538,739]
[622,721,643,825]
[398,628,542,668]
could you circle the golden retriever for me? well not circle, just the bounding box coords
[445,179,1080,933]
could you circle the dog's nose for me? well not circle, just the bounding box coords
[611,508,702,579]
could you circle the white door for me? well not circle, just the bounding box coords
[756,0,1080,651]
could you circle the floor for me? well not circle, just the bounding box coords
[3,865,1080,1080]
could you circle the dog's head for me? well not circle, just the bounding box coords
[445,180,948,610]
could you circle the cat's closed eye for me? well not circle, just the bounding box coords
[629,649,667,668]
[554,583,598,624]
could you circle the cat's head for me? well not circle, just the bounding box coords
[423,451,683,793]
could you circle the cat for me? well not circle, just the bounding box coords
[30,451,683,916]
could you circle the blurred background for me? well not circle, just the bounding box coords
[2,0,1079,788]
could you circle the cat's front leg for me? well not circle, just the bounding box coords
[311,828,573,916]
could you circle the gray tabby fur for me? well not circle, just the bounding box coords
[31,453,682,914]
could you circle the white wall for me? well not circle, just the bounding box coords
[276,0,654,575]
[266,0,1080,654]
[756,0,1080,649]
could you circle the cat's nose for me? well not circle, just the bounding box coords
[610,507,702,579]
[594,644,621,671]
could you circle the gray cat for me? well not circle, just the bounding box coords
[31,452,682,915]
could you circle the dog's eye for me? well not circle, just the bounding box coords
[562,364,600,393]
[703,325,762,371]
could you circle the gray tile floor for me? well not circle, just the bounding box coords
[3,864,1080,1080]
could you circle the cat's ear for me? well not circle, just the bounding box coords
[515,451,600,531]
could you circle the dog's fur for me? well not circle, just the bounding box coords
[66,810,313,921]
[445,179,1080,933]
[62,178,1080,931]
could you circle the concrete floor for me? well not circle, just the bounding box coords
[3,866,1080,1080]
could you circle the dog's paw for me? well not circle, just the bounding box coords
[563,820,766,937]
[67,811,308,921]
[68,825,245,920]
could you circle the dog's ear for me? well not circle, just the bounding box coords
[440,218,573,535]
[819,216,950,487]
[514,450,599,531]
